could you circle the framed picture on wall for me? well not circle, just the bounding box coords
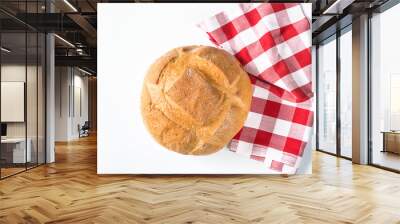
[98,3,314,175]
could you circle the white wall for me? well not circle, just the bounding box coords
[72,73,89,138]
[55,66,68,141]
[1,66,26,138]
[1,64,46,163]
[1,65,40,138]
[55,67,89,141]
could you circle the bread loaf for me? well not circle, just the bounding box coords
[141,46,252,155]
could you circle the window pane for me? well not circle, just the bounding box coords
[340,29,352,158]
[27,31,38,169]
[1,31,27,178]
[371,4,400,171]
[318,37,337,154]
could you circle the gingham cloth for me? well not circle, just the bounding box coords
[198,3,313,174]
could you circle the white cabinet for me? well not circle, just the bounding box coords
[1,138,32,163]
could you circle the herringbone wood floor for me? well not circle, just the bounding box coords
[0,134,400,224]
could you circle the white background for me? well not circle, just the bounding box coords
[97,3,312,174]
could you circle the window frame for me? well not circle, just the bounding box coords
[315,24,353,161]
[367,0,400,173]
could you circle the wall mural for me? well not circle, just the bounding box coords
[98,3,313,174]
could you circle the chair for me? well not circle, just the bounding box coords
[79,121,90,138]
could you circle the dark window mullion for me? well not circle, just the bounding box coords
[36,0,39,167]
[24,0,28,171]
[0,24,2,179]
[336,26,341,157]
[367,10,373,165]
[316,45,320,151]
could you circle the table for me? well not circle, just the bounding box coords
[1,138,31,164]
[381,131,400,154]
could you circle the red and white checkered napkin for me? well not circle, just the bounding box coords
[198,3,313,174]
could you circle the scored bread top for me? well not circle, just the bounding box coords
[141,46,252,155]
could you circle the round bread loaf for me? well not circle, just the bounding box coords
[141,46,252,155]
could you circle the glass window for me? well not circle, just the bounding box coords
[1,31,28,178]
[0,1,46,179]
[318,36,337,154]
[340,28,352,158]
[371,3,400,171]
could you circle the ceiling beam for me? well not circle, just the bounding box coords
[312,15,335,33]
[55,55,96,69]
[322,0,356,14]
[67,13,97,46]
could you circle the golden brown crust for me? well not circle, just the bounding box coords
[141,46,252,155]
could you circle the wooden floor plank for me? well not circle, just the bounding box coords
[0,134,400,223]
